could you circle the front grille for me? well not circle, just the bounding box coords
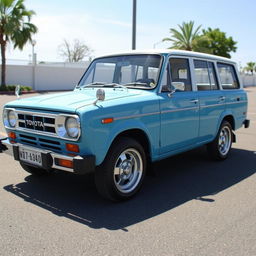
[19,134,61,151]
[18,113,55,133]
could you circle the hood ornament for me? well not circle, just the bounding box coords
[94,89,105,105]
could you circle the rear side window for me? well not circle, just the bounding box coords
[217,63,239,89]
[193,60,218,91]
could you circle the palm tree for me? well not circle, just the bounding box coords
[162,21,203,51]
[244,62,256,75]
[0,0,37,88]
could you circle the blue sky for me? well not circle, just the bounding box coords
[8,0,256,67]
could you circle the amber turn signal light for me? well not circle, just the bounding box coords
[66,143,79,153]
[102,118,114,124]
[8,132,16,139]
[58,159,73,169]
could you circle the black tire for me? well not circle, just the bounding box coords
[20,162,50,176]
[207,121,233,160]
[95,137,147,201]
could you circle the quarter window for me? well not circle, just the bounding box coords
[217,63,239,89]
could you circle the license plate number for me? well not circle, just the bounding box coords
[19,147,42,166]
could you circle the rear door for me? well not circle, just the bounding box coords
[217,62,248,128]
[192,59,225,142]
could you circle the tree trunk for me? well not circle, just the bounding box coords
[0,40,6,88]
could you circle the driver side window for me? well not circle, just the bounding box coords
[169,58,192,91]
[161,58,192,92]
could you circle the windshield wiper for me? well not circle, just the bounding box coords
[82,82,128,90]
[123,82,149,88]
[82,82,107,88]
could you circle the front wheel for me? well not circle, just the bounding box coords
[95,137,146,201]
[207,121,233,160]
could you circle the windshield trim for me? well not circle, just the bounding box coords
[76,54,164,90]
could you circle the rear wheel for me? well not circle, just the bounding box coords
[207,121,233,160]
[20,162,50,176]
[95,137,146,201]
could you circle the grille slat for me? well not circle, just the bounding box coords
[18,134,61,152]
[18,113,56,134]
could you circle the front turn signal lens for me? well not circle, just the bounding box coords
[58,159,73,169]
[66,143,79,153]
[8,132,16,140]
[102,118,114,124]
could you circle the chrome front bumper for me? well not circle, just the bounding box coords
[0,138,95,174]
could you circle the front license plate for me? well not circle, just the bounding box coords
[19,147,42,167]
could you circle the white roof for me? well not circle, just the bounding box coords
[98,49,236,64]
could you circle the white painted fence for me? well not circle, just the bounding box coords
[1,63,256,91]
[4,63,89,91]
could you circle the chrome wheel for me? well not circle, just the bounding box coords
[113,148,143,194]
[218,126,232,156]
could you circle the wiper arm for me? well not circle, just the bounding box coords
[124,82,149,87]
[104,83,128,90]
[82,82,107,88]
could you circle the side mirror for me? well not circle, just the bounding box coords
[168,82,185,97]
[15,85,21,99]
[94,88,105,105]
[171,82,185,91]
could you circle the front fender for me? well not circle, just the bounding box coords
[88,118,157,166]
[96,119,156,165]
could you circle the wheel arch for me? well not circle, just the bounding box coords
[223,115,235,130]
[108,128,152,163]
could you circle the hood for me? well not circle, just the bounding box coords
[5,88,142,113]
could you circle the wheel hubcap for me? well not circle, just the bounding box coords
[113,148,143,193]
[218,126,231,155]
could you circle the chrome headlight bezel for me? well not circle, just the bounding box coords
[3,108,17,129]
[55,114,81,141]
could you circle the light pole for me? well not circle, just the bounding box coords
[31,40,36,90]
[132,0,136,50]
[31,40,36,65]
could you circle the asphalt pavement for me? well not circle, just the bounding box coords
[0,89,255,256]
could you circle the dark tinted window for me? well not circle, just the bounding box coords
[217,63,239,89]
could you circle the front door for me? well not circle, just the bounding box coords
[160,57,199,154]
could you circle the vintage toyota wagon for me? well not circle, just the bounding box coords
[1,50,250,201]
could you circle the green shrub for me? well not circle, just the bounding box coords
[0,85,32,92]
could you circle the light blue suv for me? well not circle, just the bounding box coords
[1,50,250,201]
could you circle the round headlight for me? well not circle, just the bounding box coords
[8,110,17,127]
[65,117,79,138]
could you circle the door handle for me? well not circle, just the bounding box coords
[190,99,198,104]
[219,96,226,101]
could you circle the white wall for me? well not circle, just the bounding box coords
[3,64,88,91]
[1,64,256,91]
[240,74,256,87]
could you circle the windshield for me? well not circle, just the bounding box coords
[78,54,162,89]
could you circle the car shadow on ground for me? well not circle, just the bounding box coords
[4,147,256,231]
